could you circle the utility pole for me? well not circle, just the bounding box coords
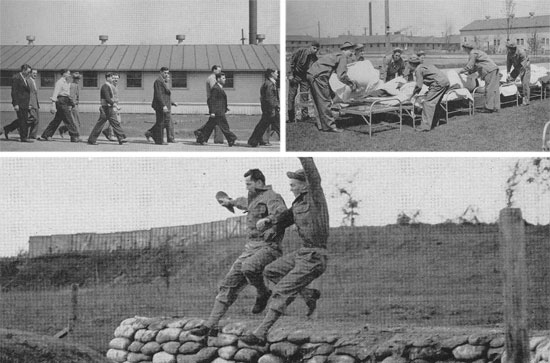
[385,0,390,51]
[369,2,373,36]
[318,20,321,39]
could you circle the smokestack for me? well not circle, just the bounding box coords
[369,2,373,36]
[249,0,257,45]
[26,35,35,45]
[256,34,266,44]
[176,34,185,44]
[99,35,108,44]
[385,0,390,51]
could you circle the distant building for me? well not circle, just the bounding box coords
[286,34,461,54]
[0,44,279,114]
[460,14,550,54]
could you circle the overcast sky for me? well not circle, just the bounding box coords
[287,0,550,38]
[0,157,547,257]
[0,0,280,45]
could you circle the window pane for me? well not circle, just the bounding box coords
[0,71,15,87]
[171,71,187,88]
[224,71,234,88]
[41,71,55,87]
[127,72,142,88]
[82,71,98,88]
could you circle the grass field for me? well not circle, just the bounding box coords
[286,97,550,151]
[0,112,280,152]
[1,224,548,354]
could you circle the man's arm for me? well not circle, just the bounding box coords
[153,80,167,108]
[100,84,115,106]
[11,76,19,107]
[229,196,248,211]
[335,55,355,89]
[413,67,424,95]
[459,52,477,74]
[299,157,322,192]
[265,82,279,114]
[50,78,63,101]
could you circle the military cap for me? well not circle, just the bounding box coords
[311,41,320,47]
[355,43,365,50]
[416,50,426,56]
[340,41,355,50]
[393,47,403,54]
[462,42,475,49]
[506,41,517,49]
[287,169,306,182]
[408,55,422,64]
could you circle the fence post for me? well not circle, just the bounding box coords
[69,283,78,332]
[499,208,529,363]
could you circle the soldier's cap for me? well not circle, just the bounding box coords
[340,41,355,50]
[462,42,475,49]
[71,71,81,79]
[355,43,365,50]
[215,191,234,213]
[287,169,306,182]
[408,55,422,64]
[311,41,320,48]
[506,41,517,49]
[393,47,403,54]
[416,50,426,56]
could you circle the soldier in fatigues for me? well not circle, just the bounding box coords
[191,169,287,337]
[242,157,329,345]
[287,41,319,123]
[380,48,406,82]
[408,55,450,132]
[307,42,357,133]
[506,41,531,106]
[459,42,500,113]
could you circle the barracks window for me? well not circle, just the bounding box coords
[224,71,234,89]
[171,71,187,88]
[126,71,142,88]
[83,71,98,88]
[40,71,56,88]
[0,71,15,87]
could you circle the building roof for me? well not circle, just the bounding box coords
[0,44,279,72]
[287,35,317,42]
[313,34,461,46]
[460,15,550,32]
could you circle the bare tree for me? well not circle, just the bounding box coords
[444,19,454,51]
[504,0,516,41]
[528,30,541,57]
[333,172,362,227]
[505,158,550,208]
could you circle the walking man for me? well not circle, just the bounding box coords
[40,69,81,142]
[248,68,280,147]
[288,41,319,123]
[150,67,177,145]
[506,41,531,106]
[408,55,450,132]
[459,42,500,113]
[206,65,224,144]
[241,157,329,345]
[87,72,127,145]
[191,169,288,337]
[7,64,32,142]
[194,73,237,146]
[101,73,121,141]
[4,66,38,141]
[307,41,357,133]
[59,71,81,138]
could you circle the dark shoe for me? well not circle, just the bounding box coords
[39,136,52,141]
[167,139,176,143]
[240,334,266,346]
[59,129,65,138]
[71,138,82,143]
[144,131,152,142]
[20,139,34,143]
[87,141,98,145]
[228,139,237,147]
[194,130,204,145]
[3,128,8,140]
[103,130,114,141]
[118,139,128,145]
[252,290,271,314]
[304,289,321,317]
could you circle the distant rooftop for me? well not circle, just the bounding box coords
[0,44,279,72]
[460,15,550,32]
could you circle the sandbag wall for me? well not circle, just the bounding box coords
[107,316,550,363]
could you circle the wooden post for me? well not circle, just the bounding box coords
[499,208,529,363]
[69,283,78,332]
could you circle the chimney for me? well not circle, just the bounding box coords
[176,34,185,44]
[529,12,535,18]
[26,35,35,45]
[99,35,108,44]
[256,34,266,44]
[369,2,373,36]
[249,0,257,44]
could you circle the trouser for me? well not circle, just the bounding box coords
[419,83,449,130]
[248,111,279,146]
[263,248,327,313]
[15,108,30,141]
[87,106,126,143]
[103,109,123,138]
[482,69,501,111]
[287,75,310,121]
[7,108,39,139]
[151,108,174,144]
[59,105,80,135]
[307,74,334,131]
[215,242,281,306]
[511,66,531,103]
[197,115,237,144]
[41,97,79,139]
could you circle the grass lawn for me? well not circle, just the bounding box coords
[286,97,550,151]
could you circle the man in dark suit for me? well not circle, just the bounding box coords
[194,73,237,147]
[248,68,280,147]
[150,67,177,145]
[6,64,33,142]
